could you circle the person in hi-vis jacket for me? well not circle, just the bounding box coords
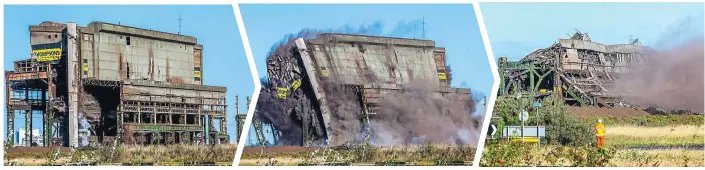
[594,119,606,148]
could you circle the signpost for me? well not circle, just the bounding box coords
[533,101,542,147]
[519,110,529,143]
[490,124,497,139]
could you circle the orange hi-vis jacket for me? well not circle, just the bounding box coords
[595,123,606,137]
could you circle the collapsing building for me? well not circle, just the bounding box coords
[5,21,228,147]
[497,31,654,106]
[255,33,478,146]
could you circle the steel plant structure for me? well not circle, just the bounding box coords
[497,31,654,106]
[5,21,230,147]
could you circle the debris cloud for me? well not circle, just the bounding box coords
[614,39,704,113]
[369,81,481,146]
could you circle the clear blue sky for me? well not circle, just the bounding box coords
[3,5,253,143]
[240,4,491,146]
[481,2,704,60]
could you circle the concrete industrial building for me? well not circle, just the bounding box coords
[255,33,473,146]
[5,21,228,147]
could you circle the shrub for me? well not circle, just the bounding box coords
[493,96,594,146]
[481,141,615,167]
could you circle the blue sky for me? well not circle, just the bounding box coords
[3,5,253,143]
[481,2,705,60]
[240,4,491,146]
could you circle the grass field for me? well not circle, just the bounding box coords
[482,115,705,167]
[611,149,703,167]
[3,144,237,166]
[480,143,703,167]
[606,125,704,148]
[239,143,476,166]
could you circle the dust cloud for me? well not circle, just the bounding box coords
[614,40,704,113]
[368,81,482,146]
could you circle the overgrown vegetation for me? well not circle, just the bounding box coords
[4,144,237,166]
[481,141,614,167]
[492,96,594,146]
[240,142,476,166]
[484,95,704,167]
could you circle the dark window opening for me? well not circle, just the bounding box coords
[172,115,182,124]
[186,115,196,124]
[54,34,58,38]
[126,37,131,45]
[126,63,131,79]
[194,67,201,71]
[47,35,51,39]
[195,77,201,81]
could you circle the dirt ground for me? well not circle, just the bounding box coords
[568,106,649,117]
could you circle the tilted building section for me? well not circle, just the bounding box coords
[5,21,228,147]
[256,33,471,146]
[497,31,654,106]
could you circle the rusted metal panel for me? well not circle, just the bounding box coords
[433,48,449,87]
[194,45,203,84]
[6,72,48,81]
[124,124,204,132]
[123,79,226,92]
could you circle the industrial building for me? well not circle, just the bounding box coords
[497,31,654,106]
[254,33,474,146]
[5,21,229,147]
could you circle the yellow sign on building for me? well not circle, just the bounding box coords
[33,48,62,62]
[291,79,302,91]
[194,70,202,78]
[276,87,289,99]
[438,72,447,80]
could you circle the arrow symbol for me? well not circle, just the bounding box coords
[490,124,497,136]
